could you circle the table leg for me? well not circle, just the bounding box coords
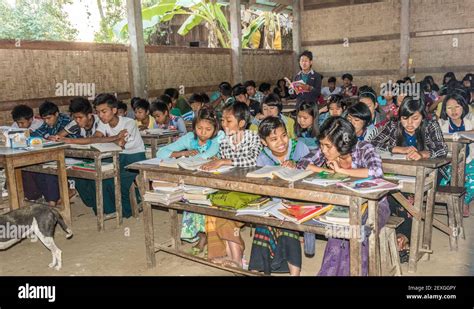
[113,153,122,227]
[368,199,380,276]
[151,139,157,159]
[169,209,180,250]
[140,170,156,268]
[422,169,437,261]
[451,143,460,187]
[57,150,71,227]
[14,168,25,208]
[408,166,426,273]
[349,196,362,276]
[5,159,19,210]
[95,155,104,231]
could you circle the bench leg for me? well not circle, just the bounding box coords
[387,227,402,276]
[379,227,389,275]
[446,195,457,251]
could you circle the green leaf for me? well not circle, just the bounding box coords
[177,14,203,36]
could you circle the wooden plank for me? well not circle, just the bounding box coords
[368,199,380,276]
[95,155,104,232]
[400,0,410,76]
[422,168,437,261]
[408,166,424,273]
[292,0,302,72]
[113,153,123,227]
[126,0,148,98]
[5,159,19,210]
[128,164,391,200]
[169,209,180,250]
[56,149,72,227]
[14,168,25,208]
[141,170,156,268]
[230,0,243,84]
[155,244,261,276]
[349,196,362,276]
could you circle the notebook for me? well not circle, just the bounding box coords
[337,178,400,194]
[246,166,313,182]
[276,204,334,224]
[302,171,350,186]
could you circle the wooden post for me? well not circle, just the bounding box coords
[400,0,410,77]
[230,0,242,84]
[292,0,302,74]
[126,0,148,98]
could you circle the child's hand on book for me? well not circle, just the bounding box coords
[327,160,344,174]
[281,160,296,169]
[173,150,199,158]
[48,135,61,142]
[200,159,225,171]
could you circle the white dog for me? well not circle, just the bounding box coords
[0,204,73,270]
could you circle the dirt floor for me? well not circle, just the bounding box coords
[1,195,473,276]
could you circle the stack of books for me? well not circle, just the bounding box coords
[182,185,218,206]
[144,180,184,205]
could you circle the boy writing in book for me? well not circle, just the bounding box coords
[200,102,262,268]
[51,97,126,144]
[297,117,390,276]
[157,108,224,254]
[11,105,43,131]
[26,101,73,207]
[248,117,309,276]
[150,100,187,136]
[73,93,146,218]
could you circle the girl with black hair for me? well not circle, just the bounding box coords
[372,97,447,160]
[438,89,474,217]
[359,85,387,128]
[346,102,378,142]
[273,78,290,99]
[372,97,448,252]
[443,72,457,86]
[295,101,319,149]
[318,94,346,126]
[423,75,440,93]
[297,117,389,275]
[381,83,399,120]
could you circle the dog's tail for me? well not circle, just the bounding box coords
[50,208,73,239]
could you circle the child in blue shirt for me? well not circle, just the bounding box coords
[249,116,309,275]
[150,100,187,136]
[157,108,223,253]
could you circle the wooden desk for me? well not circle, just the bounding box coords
[141,131,181,158]
[23,147,122,231]
[0,145,71,226]
[129,164,394,276]
[382,158,450,273]
[443,134,471,187]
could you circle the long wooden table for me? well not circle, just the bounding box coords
[382,157,450,273]
[129,164,394,276]
[0,145,71,226]
[141,131,181,158]
[23,147,122,231]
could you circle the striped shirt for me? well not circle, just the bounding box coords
[30,113,71,139]
[371,119,448,158]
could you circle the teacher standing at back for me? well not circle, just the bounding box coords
[289,50,322,108]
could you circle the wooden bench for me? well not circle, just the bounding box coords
[434,186,466,250]
[379,216,404,276]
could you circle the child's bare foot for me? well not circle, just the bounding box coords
[222,259,242,269]
[193,232,207,252]
[210,256,228,265]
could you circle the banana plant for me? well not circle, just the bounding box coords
[242,11,282,49]
[114,0,230,48]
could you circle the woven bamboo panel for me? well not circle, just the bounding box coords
[147,52,231,90]
[243,51,294,84]
[0,49,130,102]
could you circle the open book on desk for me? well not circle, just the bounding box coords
[246,166,313,182]
[337,178,400,194]
[302,171,349,187]
[69,142,122,152]
[444,132,474,141]
[159,157,210,170]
